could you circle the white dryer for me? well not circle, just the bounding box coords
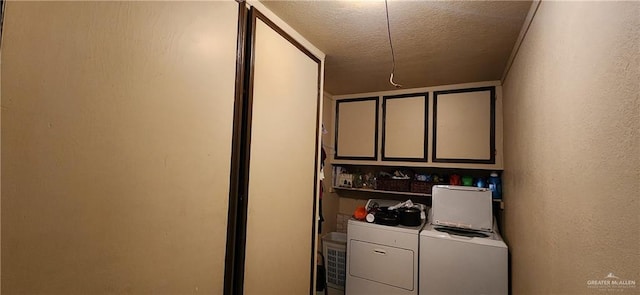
[346,199,427,295]
[419,221,508,295]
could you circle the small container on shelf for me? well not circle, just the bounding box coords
[336,173,353,188]
[352,173,364,188]
[361,172,376,189]
[461,175,473,186]
[488,172,502,199]
[476,177,487,188]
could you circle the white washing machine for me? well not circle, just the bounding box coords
[346,199,427,295]
[419,221,508,295]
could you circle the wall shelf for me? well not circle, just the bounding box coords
[332,186,504,209]
[333,186,431,197]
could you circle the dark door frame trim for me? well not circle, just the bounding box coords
[0,0,5,46]
[223,2,249,295]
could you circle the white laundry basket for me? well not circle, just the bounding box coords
[322,232,347,290]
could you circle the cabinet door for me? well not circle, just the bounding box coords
[335,97,379,160]
[382,93,428,161]
[242,8,321,294]
[433,87,496,164]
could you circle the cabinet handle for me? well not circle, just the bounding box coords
[373,249,387,255]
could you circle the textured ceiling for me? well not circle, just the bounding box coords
[260,0,532,95]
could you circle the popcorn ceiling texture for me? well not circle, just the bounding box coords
[502,2,639,294]
[262,0,531,95]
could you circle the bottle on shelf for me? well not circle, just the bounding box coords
[488,172,502,199]
[476,177,486,188]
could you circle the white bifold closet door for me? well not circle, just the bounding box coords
[242,9,321,295]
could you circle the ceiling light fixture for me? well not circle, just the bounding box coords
[385,0,402,88]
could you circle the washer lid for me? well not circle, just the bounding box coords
[420,223,507,248]
[435,226,490,238]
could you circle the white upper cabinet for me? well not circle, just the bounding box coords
[433,87,496,164]
[335,97,379,160]
[332,82,503,169]
[382,93,428,162]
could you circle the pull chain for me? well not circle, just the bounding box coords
[385,0,402,88]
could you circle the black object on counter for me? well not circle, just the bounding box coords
[372,207,400,226]
[398,207,422,226]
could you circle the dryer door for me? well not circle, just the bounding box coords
[349,240,415,290]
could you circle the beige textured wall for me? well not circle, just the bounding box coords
[338,198,367,216]
[502,2,639,294]
[1,1,238,293]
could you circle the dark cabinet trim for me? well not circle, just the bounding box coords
[381,93,429,162]
[334,97,380,161]
[432,86,496,164]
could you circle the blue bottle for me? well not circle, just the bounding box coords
[488,172,502,199]
[476,178,486,188]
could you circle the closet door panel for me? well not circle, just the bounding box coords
[1,1,238,293]
[243,12,320,294]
